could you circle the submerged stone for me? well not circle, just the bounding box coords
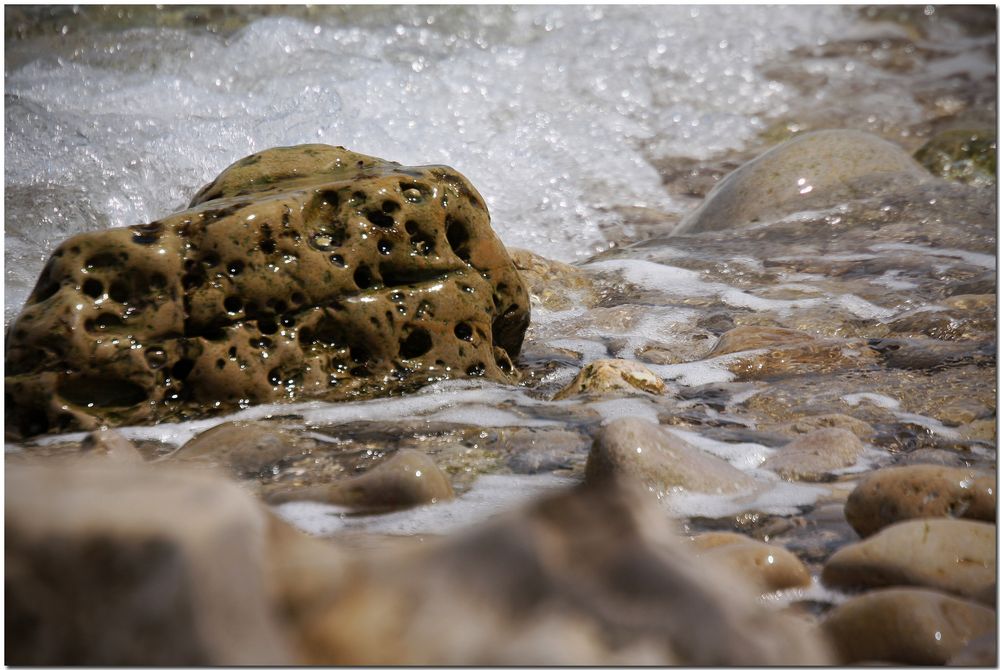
[5,145,530,437]
[673,129,930,234]
[914,128,997,187]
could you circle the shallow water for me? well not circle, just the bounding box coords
[5,5,996,567]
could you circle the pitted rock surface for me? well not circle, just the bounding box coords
[5,145,530,437]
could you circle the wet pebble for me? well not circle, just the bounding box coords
[690,532,811,593]
[171,421,311,477]
[761,428,864,482]
[844,464,996,537]
[553,359,665,400]
[586,417,756,496]
[269,448,454,509]
[821,587,996,665]
[822,518,996,600]
[707,325,815,357]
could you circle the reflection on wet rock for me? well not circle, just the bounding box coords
[689,531,811,593]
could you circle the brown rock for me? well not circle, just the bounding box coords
[269,448,454,509]
[585,417,756,495]
[761,428,864,482]
[6,462,299,665]
[298,481,832,664]
[553,359,665,400]
[780,413,875,439]
[821,588,996,665]
[822,518,996,599]
[690,532,811,593]
[844,465,996,537]
[171,420,312,477]
[5,144,530,437]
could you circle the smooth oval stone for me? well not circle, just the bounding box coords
[172,421,310,477]
[270,448,454,509]
[761,428,864,482]
[706,325,815,357]
[844,465,996,537]
[553,359,665,400]
[586,417,756,496]
[822,518,996,599]
[690,532,811,593]
[821,587,996,665]
[674,129,929,234]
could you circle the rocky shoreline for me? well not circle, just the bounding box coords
[7,121,997,664]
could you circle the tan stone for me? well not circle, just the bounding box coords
[298,481,832,664]
[5,462,299,665]
[585,417,756,495]
[171,420,312,477]
[269,448,454,509]
[674,129,929,234]
[508,247,593,311]
[821,588,996,665]
[844,465,996,537]
[690,532,811,593]
[707,325,815,357]
[6,144,530,437]
[942,293,996,311]
[761,428,864,482]
[553,359,665,400]
[822,518,996,599]
[780,413,875,439]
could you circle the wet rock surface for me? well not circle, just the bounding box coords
[821,588,996,665]
[689,531,811,593]
[844,464,996,537]
[761,428,865,482]
[5,144,529,438]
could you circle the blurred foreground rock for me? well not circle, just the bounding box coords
[6,461,833,665]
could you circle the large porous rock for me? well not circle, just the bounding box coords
[761,427,865,482]
[5,144,530,437]
[844,465,996,537]
[585,417,757,496]
[822,518,996,600]
[5,462,308,665]
[673,129,930,234]
[297,481,832,664]
[821,588,996,665]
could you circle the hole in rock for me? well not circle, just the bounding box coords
[245,302,260,319]
[171,359,195,380]
[399,327,434,359]
[82,279,104,299]
[224,296,243,314]
[181,273,204,291]
[145,347,168,369]
[150,273,167,289]
[260,239,277,255]
[378,240,393,255]
[85,253,118,270]
[330,254,346,267]
[366,210,396,228]
[258,319,279,335]
[466,362,486,377]
[227,260,244,276]
[216,359,226,370]
[354,265,376,289]
[268,369,281,386]
[445,216,471,262]
[350,345,371,364]
[382,200,400,214]
[202,251,221,267]
[291,292,305,305]
[58,375,147,408]
[454,322,473,341]
[109,281,130,304]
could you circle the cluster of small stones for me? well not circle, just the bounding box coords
[5,145,530,437]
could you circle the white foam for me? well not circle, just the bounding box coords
[275,472,574,537]
[892,412,961,440]
[589,397,661,425]
[645,351,761,386]
[841,392,901,410]
[663,477,825,518]
[666,428,776,470]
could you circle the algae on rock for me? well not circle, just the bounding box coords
[6,144,530,437]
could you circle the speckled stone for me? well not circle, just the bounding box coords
[553,359,665,400]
